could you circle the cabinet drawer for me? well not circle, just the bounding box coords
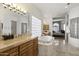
[20,40,33,49]
[19,45,33,56]
[20,43,33,52]
[20,49,33,56]
[10,52,18,56]
[2,46,18,56]
[0,53,10,56]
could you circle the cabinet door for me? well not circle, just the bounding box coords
[19,45,33,56]
[26,46,33,56]
[33,38,38,56]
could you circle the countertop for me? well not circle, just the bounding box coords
[0,34,37,52]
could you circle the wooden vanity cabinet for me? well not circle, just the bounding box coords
[0,37,38,56]
[19,37,38,56]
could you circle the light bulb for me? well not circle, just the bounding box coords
[2,3,7,8]
[12,4,17,7]
[24,10,27,13]
[17,6,20,10]
[21,9,23,12]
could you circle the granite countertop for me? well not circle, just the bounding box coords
[0,34,37,52]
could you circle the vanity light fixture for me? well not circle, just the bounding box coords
[17,7,23,15]
[17,6,21,10]
[22,10,27,15]
[8,3,15,11]
[2,3,27,16]
[19,9,25,15]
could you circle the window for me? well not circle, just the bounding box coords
[53,23,59,32]
[63,24,65,31]
[32,16,42,37]
[70,17,78,38]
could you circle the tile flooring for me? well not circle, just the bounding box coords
[38,37,79,56]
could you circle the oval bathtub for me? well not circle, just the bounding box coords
[38,36,54,45]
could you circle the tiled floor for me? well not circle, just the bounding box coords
[38,37,79,56]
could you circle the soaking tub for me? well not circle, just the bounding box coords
[38,36,54,45]
[38,36,54,56]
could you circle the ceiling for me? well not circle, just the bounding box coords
[32,3,79,19]
[15,3,79,21]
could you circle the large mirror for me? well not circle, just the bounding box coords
[21,23,27,34]
[11,21,17,35]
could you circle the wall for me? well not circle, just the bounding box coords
[68,6,79,48]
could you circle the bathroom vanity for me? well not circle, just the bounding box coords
[0,35,38,56]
